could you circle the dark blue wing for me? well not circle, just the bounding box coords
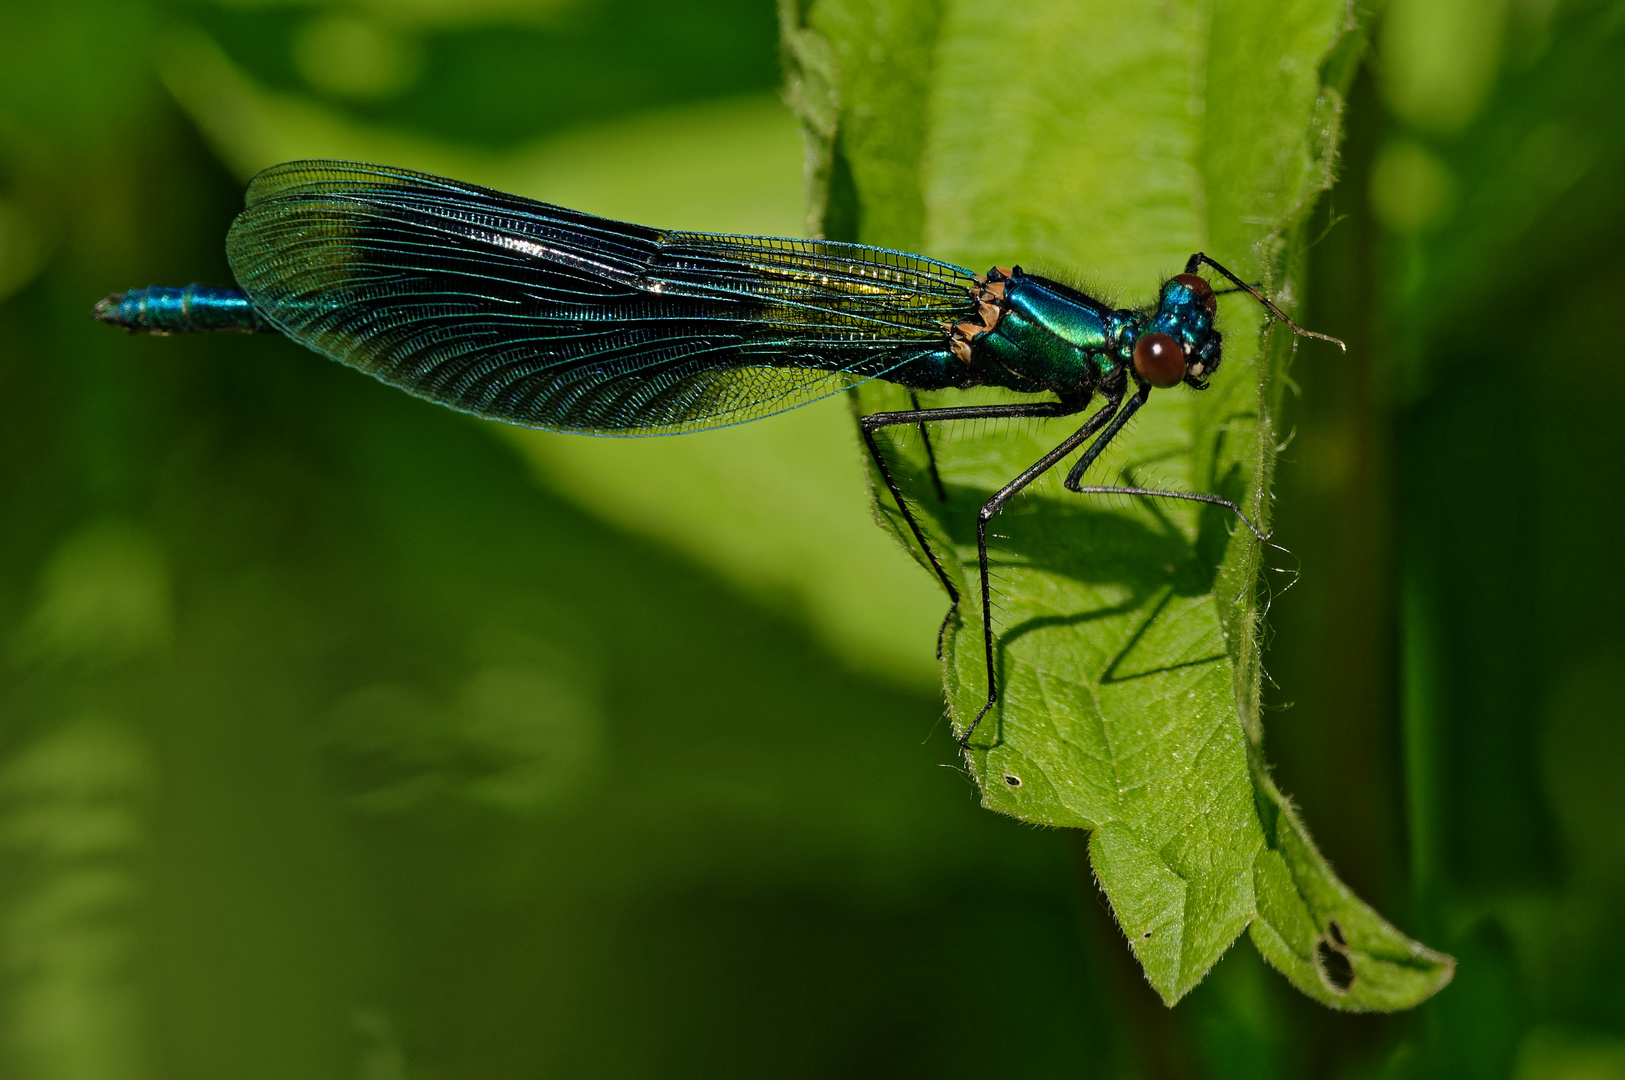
[225,160,979,434]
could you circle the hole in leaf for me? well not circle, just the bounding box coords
[1003,774,1022,787]
[1327,918,1346,947]
[1141,930,1153,939]
[1316,938,1355,994]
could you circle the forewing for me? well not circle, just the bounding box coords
[226,160,978,434]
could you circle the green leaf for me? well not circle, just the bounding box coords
[789,0,1453,1008]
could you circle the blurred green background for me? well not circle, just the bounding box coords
[0,0,1622,1077]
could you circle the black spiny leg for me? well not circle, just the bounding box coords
[1060,381,1149,493]
[861,396,1087,664]
[1184,253,1345,350]
[1065,483,1268,541]
[908,391,948,502]
[1057,373,1270,538]
[1060,390,1273,595]
[958,385,1127,747]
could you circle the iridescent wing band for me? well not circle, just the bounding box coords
[226,160,981,434]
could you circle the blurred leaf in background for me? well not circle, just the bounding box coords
[1,1,1624,1079]
[0,1,1114,1077]
[1273,0,1625,1075]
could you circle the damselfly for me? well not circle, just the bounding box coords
[94,160,1341,745]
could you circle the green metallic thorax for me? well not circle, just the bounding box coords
[970,271,1140,396]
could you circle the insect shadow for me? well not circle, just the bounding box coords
[904,449,1251,748]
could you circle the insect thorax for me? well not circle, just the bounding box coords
[963,270,1127,395]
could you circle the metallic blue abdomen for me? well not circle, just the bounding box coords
[93,285,268,334]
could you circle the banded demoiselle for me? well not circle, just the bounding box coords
[94,160,1341,744]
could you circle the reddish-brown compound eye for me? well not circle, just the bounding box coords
[1133,333,1186,388]
[1171,272,1217,315]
